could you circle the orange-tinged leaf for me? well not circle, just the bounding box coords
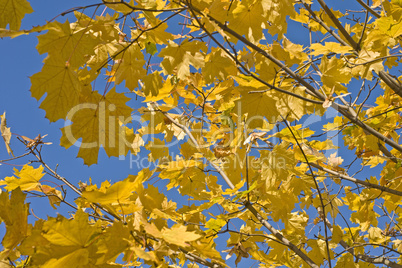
[0,165,45,191]
[41,185,63,209]
[161,224,201,247]
[0,0,33,30]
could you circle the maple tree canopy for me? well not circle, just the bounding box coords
[2,0,402,267]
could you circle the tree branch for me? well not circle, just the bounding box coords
[310,162,402,197]
[379,71,402,99]
[316,0,360,50]
[355,0,381,18]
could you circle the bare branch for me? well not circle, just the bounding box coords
[310,163,402,197]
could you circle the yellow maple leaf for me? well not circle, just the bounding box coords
[234,90,279,128]
[142,21,173,45]
[60,88,132,165]
[112,44,147,91]
[42,248,89,268]
[145,138,170,162]
[42,210,100,248]
[143,76,174,102]
[30,54,83,122]
[82,176,140,205]
[203,47,238,83]
[142,71,163,96]
[105,0,136,14]
[310,42,352,56]
[161,224,201,247]
[228,0,269,43]
[36,20,98,69]
[0,21,59,38]
[159,40,206,80]
[0,0,33,30]
[351,49,384,80]
[0,189,29,250]
[0,165,45,191]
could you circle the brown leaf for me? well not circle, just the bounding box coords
[0,112,14,156]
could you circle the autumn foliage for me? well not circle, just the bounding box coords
[2,0,402,267]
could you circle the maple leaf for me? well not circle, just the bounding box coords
[36,20,98,69]
[112,44,147,91]
[143,76,175,102]
[161,224,201,247]
[351,49,384,80]
[0,164,44,191]
[234,90,279,128]
[142,71,163,96]
[0,21,59,38]
[5,1,402,267]
[319,56,351,92]
[30,54,83,122]
[39,210,101,253]
[228,0,269,43]
[40,185,63,209]
[0,0,33,30]
[145,138,170,161]
[96,222,130,264]
[82,175,140,205]
[0,189,29,251]
[142,21,174,45]
[327,152,344,167]
[310,42,353,56]
[203,47,238,83]
[105,0,136,14]
[159,40,206,80]
[60,88,132,165]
